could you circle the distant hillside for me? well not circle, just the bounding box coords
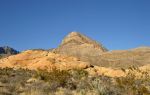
[93,47,150,68]
[0,46,19,58]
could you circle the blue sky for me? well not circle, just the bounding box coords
[0,0,150,51]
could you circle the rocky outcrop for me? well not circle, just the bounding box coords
[0,50,91,71]
[0,50,126,77]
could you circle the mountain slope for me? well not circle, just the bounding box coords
[95,47,150,68]
[53,32,108,65]
[53,32,150,68]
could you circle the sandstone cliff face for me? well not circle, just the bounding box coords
[0,50,90,70]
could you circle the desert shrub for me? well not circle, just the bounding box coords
[34,68,90,92]
[81,75,119,95]
[116,66,150,95]
[0,67,14,76]
[69,69,88,80]
[90,76,112,95]
[35,67,71,88]
[65,69,89,90]
[35,68,119,95]
[0,68,36,95]
[1,66,150,95]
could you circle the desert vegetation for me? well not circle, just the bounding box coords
[0,67,150,95]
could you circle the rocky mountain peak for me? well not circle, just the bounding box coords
[66,31,80,37]
[61,32,107,51]
[0,46,19,55]
[61,31,87,45]
[53,32,108,66]
[0,46,19,58]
